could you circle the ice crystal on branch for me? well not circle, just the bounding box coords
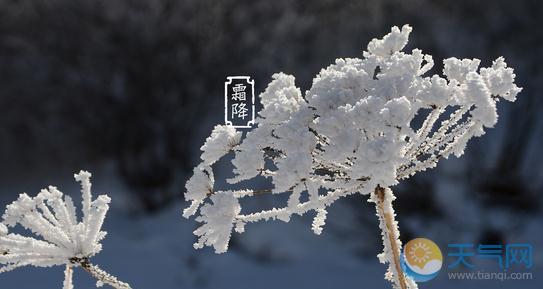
[184,25,521,288]
[0,171,131,289]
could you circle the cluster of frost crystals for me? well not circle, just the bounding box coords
[0,171,131,289]
[183,25,521,254]
[193,191,241,253]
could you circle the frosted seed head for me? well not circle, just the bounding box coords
[184,25,521,255]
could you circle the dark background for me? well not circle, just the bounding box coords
[0,0,541,288]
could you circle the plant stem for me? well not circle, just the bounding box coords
[62,264,73,289]
[71,257,132,289]
[373,186,409,289]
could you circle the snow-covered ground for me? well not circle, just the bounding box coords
[0,164,540,289]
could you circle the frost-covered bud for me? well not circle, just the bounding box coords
[194,191,241,254]
[259,73,304,124]
[367,25,412,57]
[311,208,328,235]
[183,165,214,218]
[417,75,455,106]
[200,125,241,166]
[185,166,213,201]
[273,152,312,192]
[74,170,92,182]
[94,195,112,207]
[3,193,34,227]
[443,58,481,83]
[381,96,412,127]
[0,224,7,236]
[480,57,522,101]
[464,72,496,127]
[307,58,371,114]
[230,146,264,181]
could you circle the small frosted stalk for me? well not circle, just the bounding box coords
[62,264,73,289]
[372,186,412,289]
[74,258,132,289]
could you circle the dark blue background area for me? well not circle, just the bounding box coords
[0,0,541,288]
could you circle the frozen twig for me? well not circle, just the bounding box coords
[371,186,416,289]
[71,257,132,289]
[63,264,73,289]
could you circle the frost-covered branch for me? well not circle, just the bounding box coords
[183,24,521,288]
[0,171,131,289]
[371,186,417,289]
[72,257,131,289]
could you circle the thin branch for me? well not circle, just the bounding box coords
[423,106,470,152]
[405,106,444,157]
[236,183,365,223]
[397,119,475,180]
[71,257,132,289]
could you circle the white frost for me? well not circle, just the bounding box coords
[0,171,131,289]
[183,25,521,260]
[200,124,242,166]
[193,191,241,254]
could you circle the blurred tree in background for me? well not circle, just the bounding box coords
[0,0,541,241]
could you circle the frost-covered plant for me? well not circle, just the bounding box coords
[183,25,521,289]
[0,171,131,289]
